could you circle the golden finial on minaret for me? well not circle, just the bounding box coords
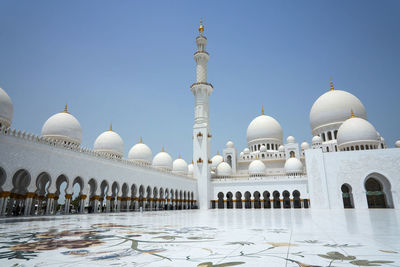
[199,17,204,34]
[109,123,113,131]
[140,136,143,143]
[330,77,334,91]
[261,105,265,115]
[178,153,181,159]
[350,109,356,118]
[162,146,165,152]
[64,104,68,113]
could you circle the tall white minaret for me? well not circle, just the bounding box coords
[191,18,213,209]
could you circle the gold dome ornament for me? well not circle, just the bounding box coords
[63,104,68,113]
[350,109,356,118]
[261,105,264,115]
[109,123,113,131]
[330,77,334,91]
[199,18,204,34]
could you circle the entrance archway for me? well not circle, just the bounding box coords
[244,191,251,209]
[293,190,301,208]
[253,191,261,209]
[283,190,291,208]
[226,192,233,209]
[235,192,242,209]
[341,184,354,208]
[273,191,280,208]
[263,191,270,208]
[365,175,393,208]
[217,192,224,209]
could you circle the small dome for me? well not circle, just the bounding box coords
[152,149,173,171]
[286,136,296,144]
[128,138,152,163]
[312,135,322,144]
[0,87,13,128]
[243,148,250,154]
[284,157,303,174]
[94,125,124,157]
[395,140,400,148]
[41,106,82,145]
[226,141,234,148]
[211,153,223,169]
[172,157,188,174]
[310,88,366,134]
[301,142,310,150]
[337,116,379,148]
[246,114,283,144]
[240,152,244,157]
[278,145,285,152]
[260,145,266,152]
[248,159,266,176]
[216,162,232,177]
[188,163,194,176]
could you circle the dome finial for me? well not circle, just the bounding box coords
[217,150,220,155]
[109,123,113,131]
[162,146,165,152]
[140,136,143,143]
[64,104,68,113]
[261,105,264,115]
[178,153,181,159]
[199,17,204,34]
[350,109,356,118]
[330,77,334,91]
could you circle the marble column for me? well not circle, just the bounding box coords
[64,194,72,214]
[106,196,111,213]
[24,192,36,216]
[46,193,55,215]
[0,192,10,216]
[116,197,121,212]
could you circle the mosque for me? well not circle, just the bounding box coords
[0,21,399,217]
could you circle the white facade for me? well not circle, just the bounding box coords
[0,21,399,218]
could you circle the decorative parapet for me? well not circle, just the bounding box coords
[0,126,196,180]
[190,82,213,89]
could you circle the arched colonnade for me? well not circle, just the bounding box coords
[0,167,196,217]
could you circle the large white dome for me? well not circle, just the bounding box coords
[172,157,188,175]
[94,125,124,157]
[216,162,232,177]
[152,149,173,171]
[310,88,366,133]
[248,159,266,176]
[41,106,82,145]
[246,114,283,144]
[0,88,13,128]
[211,153,223,169]
[284,157,303,174]
[337,116,379,148]
[128,138,153,163]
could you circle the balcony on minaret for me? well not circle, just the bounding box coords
[197,158,203,164]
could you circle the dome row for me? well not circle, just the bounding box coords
[36,106,194,175]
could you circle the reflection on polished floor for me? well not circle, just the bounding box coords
[0,209,399,266]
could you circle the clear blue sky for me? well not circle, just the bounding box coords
[1,0,399,164]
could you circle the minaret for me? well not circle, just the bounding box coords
[191,18,213,209]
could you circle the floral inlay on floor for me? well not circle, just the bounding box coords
[0,209,399,266]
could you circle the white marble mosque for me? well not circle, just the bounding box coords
[0,20,400,220]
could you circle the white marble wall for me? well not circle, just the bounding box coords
[305,148,400,209]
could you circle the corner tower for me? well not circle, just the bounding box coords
[191,19,213,209]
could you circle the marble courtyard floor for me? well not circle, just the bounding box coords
[0,209,399,267]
